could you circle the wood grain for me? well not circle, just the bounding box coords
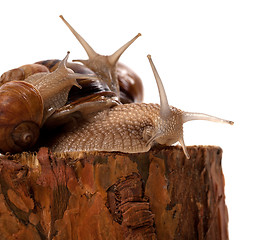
[0,145,228,240]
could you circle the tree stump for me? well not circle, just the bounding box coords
[0,145,228,240]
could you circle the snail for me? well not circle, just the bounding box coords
[0,17,143,154]
[0,52,98,153]
[50,55,233,159]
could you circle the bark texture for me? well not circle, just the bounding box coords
[0,145,228,240]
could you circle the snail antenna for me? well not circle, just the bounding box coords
[179,137,190,159]
[58,51,70,71]
[147,55,171,119]
[182,112,234,125]
[59,15,96,65]
[108,33,141,67]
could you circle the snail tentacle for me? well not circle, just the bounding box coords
[108,33,141,66]
[182,112,234,125]
[147,54,170,119]
[179,138,190,159]
[59,15,98,62]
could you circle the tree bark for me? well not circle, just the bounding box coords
[0,145,228,240]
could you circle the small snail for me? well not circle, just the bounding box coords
[0,52,96,153]
[50,55,233,159]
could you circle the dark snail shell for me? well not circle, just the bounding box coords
[116,62,143,103]
[0,81,43,153]
[67,78,112,103]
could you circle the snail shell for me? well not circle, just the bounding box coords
[0,64,49,86]
[0,52,96,154]
[116,62,143,103]
[0,81,43,153]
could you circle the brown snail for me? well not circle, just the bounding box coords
[50,55,233,159]
[0,52,97,153]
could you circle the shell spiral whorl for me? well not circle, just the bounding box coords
[0,81,43,153]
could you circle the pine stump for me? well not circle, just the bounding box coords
[0,145,228,240]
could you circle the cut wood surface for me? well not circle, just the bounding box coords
[0,145,228,240]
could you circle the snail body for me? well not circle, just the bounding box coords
[51,103,183,153]
[50,55,233,159]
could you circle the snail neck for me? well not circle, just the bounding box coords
[75,55,120,96]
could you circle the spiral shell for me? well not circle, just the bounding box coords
[0,81,43,153]
[0,64,49,86]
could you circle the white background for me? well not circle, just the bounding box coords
[0,1,276,239]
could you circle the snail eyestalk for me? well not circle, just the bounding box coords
[59,15,97,63]
[179,137,190,159]
[147,55,171,119]
[108,33,142,66]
